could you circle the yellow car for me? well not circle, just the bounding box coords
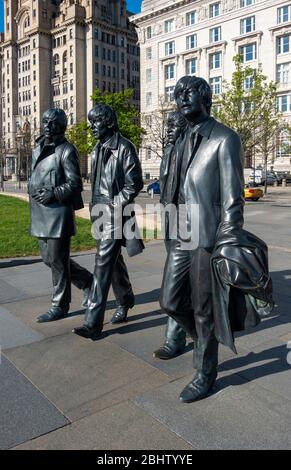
[244,186,264,201]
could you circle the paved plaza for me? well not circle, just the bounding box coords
[0,195,291,449]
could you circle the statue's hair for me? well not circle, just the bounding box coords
[167,111,188,130]
[174,76,212,115]
[88,104,119,132]
[42,108,67,132]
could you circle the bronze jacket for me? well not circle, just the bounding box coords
[162,117,245,248]
[211,227,274,352]
[90,132,144,257]
[29,135,83,238]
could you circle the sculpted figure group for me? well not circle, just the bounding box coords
[28,76,273,403]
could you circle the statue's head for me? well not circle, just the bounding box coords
[88,104,119,141]
[174,76,212,119]
[42,108,67,139]
[166,111,188,144]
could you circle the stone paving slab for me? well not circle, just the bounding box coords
[220,338,291,402]
[0,306,44,350]
[133,372,291,450]
[13,401,193,450]
[5,333,171,422]
[0,278,28,304]
[0,356,69,449]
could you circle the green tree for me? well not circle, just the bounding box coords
[213,55,285,176]
[91,88,145,149]
[66,120,95,156]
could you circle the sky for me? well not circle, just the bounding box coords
[0,0,142,32]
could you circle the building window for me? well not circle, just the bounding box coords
[95,45,99,57]
[244,75,254,90]
[210,3,221,18]
[164,19,174,33]
[278,5,291,24]
[186,10,196,26]
[240,43,257,62]
[165,86,175,102]
[70,63,73,73]
[145,148,152,160]
[165,64,175,80]
[165,41,175,56]
[121,52,125,64]
[146,92,152,106]
[185,58,197,75]
[240,0,255,6]
[210,26,221,43]
[107,49,111,61]
[277,95,291,112]
[146,26,152,39]
[69,29,73,39]
[277,35,291,54]
[186,34,197,50]
[63,82,68,94]
[70,45,73,57]
[95,62,99,74]
[240,16,256,34]
[210,76,222,95]
[53,54,60,67]
[277,63,291,84]
[146,47,152,60]
[94,27,98,39]
[146,68,152,82]
[210,52,222,69]
[70,79,73,91]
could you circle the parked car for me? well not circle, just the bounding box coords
[244,186,264,201]
[147,180,160,195]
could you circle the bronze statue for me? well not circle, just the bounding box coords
[154,111,188,360]
[73,104,144,339]
[29,108,93,322]
[159,76,273,403]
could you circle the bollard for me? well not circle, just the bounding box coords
[274,180,278,187]
[282,178,287,187]
[150,188,154,199]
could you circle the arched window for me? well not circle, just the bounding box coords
[63,51,67,75]
[24,16,30,29]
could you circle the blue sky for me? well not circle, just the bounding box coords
[0,1,141,32]
[0,0,3,33]
[127,0,142,14]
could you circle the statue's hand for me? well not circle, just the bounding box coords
[33,189,55,205]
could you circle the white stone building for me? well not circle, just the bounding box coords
[0,0,140,178]
[131,0,291,179]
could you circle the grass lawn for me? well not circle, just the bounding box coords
[0,195,96,258]
[0,195,160,259]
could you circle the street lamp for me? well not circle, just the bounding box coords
[15,130,23,190]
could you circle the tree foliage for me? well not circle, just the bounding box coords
[91,88,144,149]
[66,88,144,158]
[66,120,95,156]
[213,55,286,165]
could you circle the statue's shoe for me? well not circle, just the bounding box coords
[180,372,217,403]
[153,341,186,360]
[111,306,130,324]
[37,307,69,323]
[72,324,103,340]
